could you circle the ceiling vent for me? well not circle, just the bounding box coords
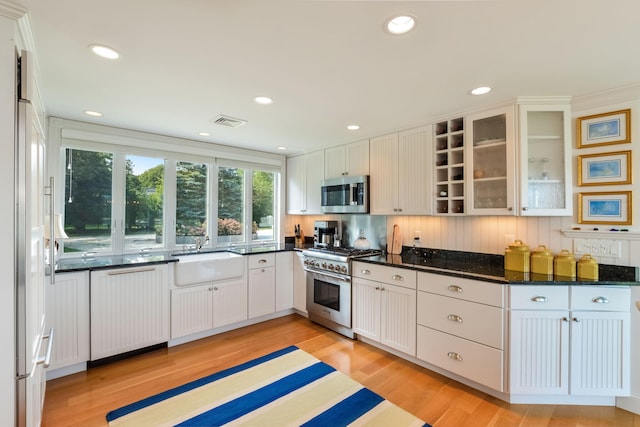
[211,114,247,128]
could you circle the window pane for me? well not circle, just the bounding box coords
[218,167,245,244]
[252,170,275,241]
[63,148,113,254]
[176,161,208,245]
[125,155,164,251]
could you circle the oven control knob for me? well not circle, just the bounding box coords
[321,262,327,268]
[328,264,334,270]
[341,266,348,273]
[315,262,320,268]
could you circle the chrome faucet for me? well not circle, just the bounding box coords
[195,235,210,252]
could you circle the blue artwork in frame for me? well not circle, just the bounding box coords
[588,199,621,217]
[587,119,620,140]
[588,159,621,179]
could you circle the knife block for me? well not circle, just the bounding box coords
[295,231,305,248]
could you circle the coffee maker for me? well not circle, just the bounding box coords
[314,220,339,248]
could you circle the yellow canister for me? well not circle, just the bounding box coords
[577,254,599,280]
[554,249,576,278]
[505,240,530,272]
[531,245,554,276]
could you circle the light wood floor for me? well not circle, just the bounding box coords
[42,314,640,426]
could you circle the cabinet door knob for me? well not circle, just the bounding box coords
[562,317,569,322]
[592,296,609,304]
[573,317,580,323]
[214,287,219,291]
[447,352,463,361]
[508,207,513,211]
[447,285,463,293]
[447,314,463,323]
[208,287,213,291]
[522,207,528,211]
[531,296,548,302]
[375,286,380,290]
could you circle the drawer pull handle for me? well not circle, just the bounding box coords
[258,259,267,264]
[592,296,609,304]
[447,352,463,361]
[392,275,403,281]
[447,314,463,323]
[362,269,371,275]
[531,296,548,302]
[447,285,463,293]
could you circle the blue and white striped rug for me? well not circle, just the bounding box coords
[106,345,430,426]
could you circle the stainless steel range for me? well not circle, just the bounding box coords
[303,246,382,338]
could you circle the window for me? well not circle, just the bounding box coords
[63,148,113,254]
[59,144,279,256]
[176,161,208,244]
[124,155,164,251]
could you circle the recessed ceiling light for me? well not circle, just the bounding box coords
[470,86,492,95]
[347,124,360,130]
[385,15,416,35]
[254,96,274,105]
[89,44,120,60]
[276,146,287,151]
[84,110,103,117]
[198,132,211,137]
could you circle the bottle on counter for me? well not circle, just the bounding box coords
[577,254,599,280]
[504,240,530,273]
[531,245,554,276]
[554,249,576,278]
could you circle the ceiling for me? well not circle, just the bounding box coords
[19,0,640,156]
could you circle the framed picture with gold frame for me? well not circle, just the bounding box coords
[576,109,631,148]
[578,191,632,225]
[577,150,632,186]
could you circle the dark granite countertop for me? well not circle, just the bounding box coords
[354,247,639,286]
[54,243,308,273]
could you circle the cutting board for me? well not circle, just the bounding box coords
[390,224,402,254]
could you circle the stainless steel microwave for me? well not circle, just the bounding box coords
[321,175,369,214]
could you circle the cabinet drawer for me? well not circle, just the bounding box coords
[509,286,568,310]
[417,292,503,349]
[417,325,503,392]
[352,262,416,289]
[248,253,276,269]
[570,286,630,311]
[417,272,504,307]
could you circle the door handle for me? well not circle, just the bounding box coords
[36,328,55,368]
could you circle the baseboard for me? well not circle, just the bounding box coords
[617,394,640,415]
[46,362,87,381]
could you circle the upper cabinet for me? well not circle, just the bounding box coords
[370,125,433,215]
[324,139,370,179]
[466,99,572,217]
[466,106,517,215]
[286,150,324,215]
[517,98,572,216]
[434,117,465,215]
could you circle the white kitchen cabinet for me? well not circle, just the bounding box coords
[275,251,293,311]
[292,251,307,314]
[466,106,516,215]
[434,117,465,215]
[416,273,505,391]
[44,271,89,375]
[369,125,433,215]
[171,277,247,339]
[509,285,630,397]
[286,150,324,214]
[90,265,169,360]
[517,98,572,216]
[352,262,417,356]
[324,139,369,179]
[248,253,276,318]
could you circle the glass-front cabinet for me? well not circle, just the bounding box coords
[518,99,572,216]
[466,106,516,215]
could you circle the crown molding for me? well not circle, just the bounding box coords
[0,1,27,20]
[571,82,640,112]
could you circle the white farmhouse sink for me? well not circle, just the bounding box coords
[174,252,245,286]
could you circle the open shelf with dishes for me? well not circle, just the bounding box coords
[434,117,465,215]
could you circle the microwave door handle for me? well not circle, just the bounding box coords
[351,183,357,205]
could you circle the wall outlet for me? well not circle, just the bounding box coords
[415,230,421,241]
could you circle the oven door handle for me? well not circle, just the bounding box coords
[305,268,351,283]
